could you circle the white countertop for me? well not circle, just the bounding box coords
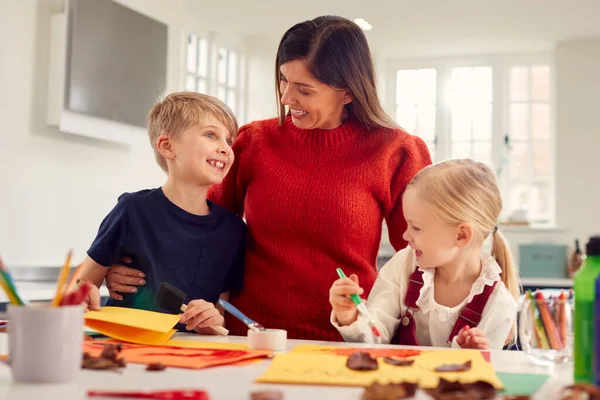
[0,333,573,400]
[520,277,573,288]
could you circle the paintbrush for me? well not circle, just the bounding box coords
[156,282,228,336]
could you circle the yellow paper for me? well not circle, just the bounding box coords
[84,307,180,345]
[256,349,503,389]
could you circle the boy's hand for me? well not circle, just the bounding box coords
[329,274,362,326]
[179,300,224,332]
[82,283,102,312]
[456,325,490,349]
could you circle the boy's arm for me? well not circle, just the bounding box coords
[80,256,109,287]
[79,256,109,310]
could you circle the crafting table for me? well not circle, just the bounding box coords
[0,333,573,399]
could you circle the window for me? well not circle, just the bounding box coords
[393,57,553,225]
[505,65,552,224]
[216,47,242,118]
[448,67,493,167]
[395,69,437,160]
[184,34,246,123]
[185,34,209,94]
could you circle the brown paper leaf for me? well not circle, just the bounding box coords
[361,382,418,400]
[346,352,379,371]
[434,360,472,372]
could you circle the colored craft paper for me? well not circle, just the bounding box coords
[84,307,179,345]
[497,372,550,396]
[83,340,270,369]
[256,349,503,389]
[291,344,491,362]
[291,344,421,358]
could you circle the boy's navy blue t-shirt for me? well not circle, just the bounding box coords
[87,188,246,328]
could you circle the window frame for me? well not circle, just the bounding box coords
[387,53,555,226]
[184,32,247,124]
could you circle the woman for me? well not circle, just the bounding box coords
[105,15,432,341]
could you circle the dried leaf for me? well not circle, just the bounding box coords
[383,357,415,366]
[434,360,472,372]
[250,391,284,400]
[425,378,496,400]
[361,382,418,400]
[81,344,125,371]
[146,362,166,371]
[561,383,600,400]
[346,352,379,371]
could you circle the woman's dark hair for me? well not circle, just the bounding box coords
[275,15,399,131]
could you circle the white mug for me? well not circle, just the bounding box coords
[7,303,83,383]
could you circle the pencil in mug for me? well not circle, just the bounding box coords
[51,250,73,307]
[335,268,382,341]
[0,256,27,305]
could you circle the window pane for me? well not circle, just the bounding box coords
[531,65,550,101]
[531,183,550,221]
[227,51,238,88]
[532,140,550,179]
[396,70,416,105]
[185,76,196,91]
[187,34,197,73]
[415,69,436,104]
[509,141,530,181]
[472,142,492,166]
[472,104,492,141]
[532,104,549,140]
[198,38,208,77]
[415,105,436,142]
[510,104,529,141]
[239,54,247,91]
[226,89,237,113]
[217,85,226,102]
[426,142,436,162]
[451,104,472,142]
[217,47,228,84]
[452,142,472,160]
[510,66,529,102]
[449,67,473,104]
[396,105,416,133]
[508,183,530,217]
[473,67,492,102]
[197,79,207,94]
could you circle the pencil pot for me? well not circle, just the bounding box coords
[7,303,84,383]
[518,290,573,366]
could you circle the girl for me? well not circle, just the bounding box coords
[329,159,519,349]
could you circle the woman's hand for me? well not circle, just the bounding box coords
[105,256,146,301]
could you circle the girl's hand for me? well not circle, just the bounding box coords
[329,274,363,326]
[456,325,490,349]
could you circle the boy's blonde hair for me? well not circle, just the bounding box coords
[408,158,520,313]
[147,92,238,172]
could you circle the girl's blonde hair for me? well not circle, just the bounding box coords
[408,159,521,305]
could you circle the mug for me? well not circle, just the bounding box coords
[7,303,83,383]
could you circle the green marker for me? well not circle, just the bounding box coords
[336,268,382,341]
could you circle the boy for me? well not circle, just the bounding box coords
[80,92,246,334]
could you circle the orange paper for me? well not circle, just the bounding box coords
[84,340,271,369]
[84,307,179,345]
